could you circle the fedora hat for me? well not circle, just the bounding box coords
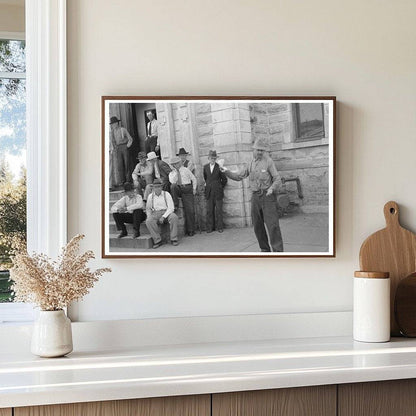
[208,150,218,158]
[252,138,270,151]
[147,151,158,161]
[170,156,181,165]
[177,147,190,156]
[109,116,121,124]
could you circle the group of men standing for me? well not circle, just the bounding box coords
[111,146,229,249]
[109,114,285,252]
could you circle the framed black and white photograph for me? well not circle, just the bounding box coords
[102,96,336,258]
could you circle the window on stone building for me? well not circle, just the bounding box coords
[294,103,325,141]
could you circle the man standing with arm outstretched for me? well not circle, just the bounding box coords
[221,139,283,252]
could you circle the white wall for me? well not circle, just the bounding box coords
[67,0,416,322]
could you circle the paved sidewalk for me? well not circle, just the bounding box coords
[110,212,329,253]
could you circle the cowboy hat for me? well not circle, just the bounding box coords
[136,151,147,160]
[109,116,121,124]
[252,138,271,151]
[147,152,158,161]
[176,147,190,156]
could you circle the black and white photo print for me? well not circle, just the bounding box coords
[102,97,336,258]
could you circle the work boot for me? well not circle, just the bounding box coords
[117,230,127,238]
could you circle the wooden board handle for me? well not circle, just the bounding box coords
[384,201,400,228]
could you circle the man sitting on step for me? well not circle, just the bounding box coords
[111,182,146,239]
[146,179,179,248]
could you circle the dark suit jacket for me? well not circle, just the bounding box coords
[203,163,227,200]
[155,160,172,190]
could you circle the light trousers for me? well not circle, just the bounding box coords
[146,210,179,244]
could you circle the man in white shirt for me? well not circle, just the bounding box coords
[111,182,145,239]
[145,111,160,156]
[169,156,197,237]
[145,179,179,248]
[177,147,195,173]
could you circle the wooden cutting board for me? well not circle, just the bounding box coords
[395,272,416,337]
[359,201,416,336]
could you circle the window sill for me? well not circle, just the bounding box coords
[0,303,35,324]
[281,137,329,150]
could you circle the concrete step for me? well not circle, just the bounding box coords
[109,221,186,238]
[109,234,153,249]
[108,201,187,218]
[108,207,186,226]
[109,219,184,249]
[109,221,148,235]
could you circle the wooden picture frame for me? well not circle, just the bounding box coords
[102,96,336,258]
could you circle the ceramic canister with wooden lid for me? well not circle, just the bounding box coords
[353,271,390,342]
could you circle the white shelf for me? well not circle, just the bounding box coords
[2,335,416,408]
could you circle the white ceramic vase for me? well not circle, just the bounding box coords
[31,310,73,357]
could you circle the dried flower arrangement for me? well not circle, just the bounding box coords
[10,234,111,311]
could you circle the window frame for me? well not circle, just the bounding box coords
[0,0,67,323]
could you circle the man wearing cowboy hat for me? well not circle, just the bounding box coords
[203,150,227,233]
[146,151,171,192]
[169,156,197,236]
[177,147,195,173]
[146,178,179,248]
[132,151,154,198]
[221,139,283,252]
[109,116,134,186]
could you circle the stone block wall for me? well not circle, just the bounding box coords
[250,103,330,213]
[157,101,331,228]
[194,103,214,155]
[158,103,253,229]
[275,144,329,213]
[250,103,292,147]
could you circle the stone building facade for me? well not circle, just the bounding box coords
[109,101,331,230]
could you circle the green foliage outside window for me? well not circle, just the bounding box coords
[0,39,27,302]
[0,161,26,302]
